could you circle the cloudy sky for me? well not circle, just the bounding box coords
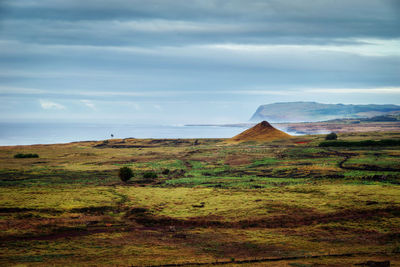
[1,0,399,124]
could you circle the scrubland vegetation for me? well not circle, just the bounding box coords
[1,132,400,266]
[13,153,39,158]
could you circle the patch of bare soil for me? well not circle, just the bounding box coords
[224,154,253,166]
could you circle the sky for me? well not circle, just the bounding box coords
[0,0,399,124]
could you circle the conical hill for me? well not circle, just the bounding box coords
[228,121,291,143]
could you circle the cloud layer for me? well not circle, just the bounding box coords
[0,0,399,123]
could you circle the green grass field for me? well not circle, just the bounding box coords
[1,132,400,266]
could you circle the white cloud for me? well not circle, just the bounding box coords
[230,87,400,95]
[0,86,45,94]
[305,87,400,94]
[133,103,141,110]
[39,99,66,110]
[80,99,96,109]
[202,38,400,57]
[153,104,162,111]
[231,90,291,95]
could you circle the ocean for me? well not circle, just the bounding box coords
[0,122,248,146]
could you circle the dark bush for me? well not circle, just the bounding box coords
[161,169,170,175]
[143,171,158,180]
[119,167,133,182]
[325,132,338,140]
[14,153,39,158]
[364,115,398,122]
[319,139,400,147]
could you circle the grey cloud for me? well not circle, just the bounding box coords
[1,40,399,92]
[3,0,398,21]
[1,0,399,47]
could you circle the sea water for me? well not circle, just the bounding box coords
[0,122,248,146]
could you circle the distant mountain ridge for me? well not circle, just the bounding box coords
[250,102,400,123]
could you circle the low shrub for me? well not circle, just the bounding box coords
[119,167,133,182]
[162,169,170,175]
[14,153,39,158]
[325,132,337,140]
[143,171,158,180]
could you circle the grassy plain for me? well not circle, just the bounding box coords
[1,132,400,266]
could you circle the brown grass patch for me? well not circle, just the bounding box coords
[224,154,253,166]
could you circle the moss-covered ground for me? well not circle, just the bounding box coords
[1,132,400,266]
